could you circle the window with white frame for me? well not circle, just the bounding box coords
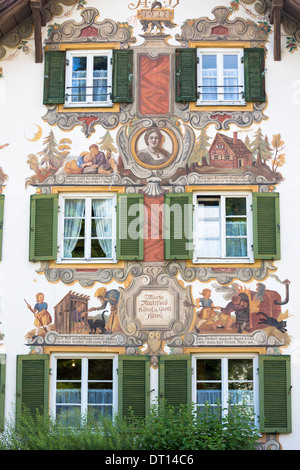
[58,193,116,263]
[50,354,118,424]
[193,192,253,263]
[192,355,258,424]
[65,50,113,107]
[197,49,245,105]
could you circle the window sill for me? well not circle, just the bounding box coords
[189,101,253,112]
[192,258,254,264]
[49,259,125,269]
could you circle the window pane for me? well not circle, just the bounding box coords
[88,384,113,404]
[71,57,87,102]
[88,359,113,380]
[91,218,112,238]
[197,198,220,257]
[64,237,85,258]
[197,359,221,381]
[228,359,253,381]
[202,55,217,101]
[88,405,113,421]
[226,237,247,257]
[57,359,81,380]
[226,218,247,237]
[56,405,82,426]
[226,198,246,216]
[91,238,112,258]
[93,56,108,102]
[197,383,221,405]
[56,383,81,404]
[223,54,239,101]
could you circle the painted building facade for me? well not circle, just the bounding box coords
[0,0,299,450]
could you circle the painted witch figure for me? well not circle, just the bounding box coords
[88,287,121,333]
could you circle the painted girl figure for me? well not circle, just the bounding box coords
[194,288,220,333]
[27,292,52,337]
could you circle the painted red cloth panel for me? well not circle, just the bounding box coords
[139,55,170,115]
[143,195,165,262]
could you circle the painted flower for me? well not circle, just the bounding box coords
[0,67,3,79]
[230,1,240,12]
[286,37,298,53]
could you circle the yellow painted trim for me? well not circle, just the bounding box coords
[184,347,267,355]
[185,259,263,269]
[44,346,126,355]
[58,43,120,51]
[190,102,253,112]
[185,185,259,192]
[50,186,126,194]
[189,41,252,49]
[58,103,120,113]
[48,259,125,271]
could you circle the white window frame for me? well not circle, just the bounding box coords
[192,353,259,427]
[197,48,245,106]
[193,191,254,264]
[57,192,117,264]
[50,353,118,420]
[65,49,113,107]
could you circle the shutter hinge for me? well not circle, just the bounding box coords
[197,57,199,64]
[66,59,70,66]
[49,368,52,375]
[262,69,267,76]
[241,56,244,64]
[277,223,280,232]
[110,57,113,65]
[250,204,253,210]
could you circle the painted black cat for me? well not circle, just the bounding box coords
[256,312,287,333]
[87,311,107,334]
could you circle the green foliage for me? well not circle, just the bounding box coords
[0,403,261,450]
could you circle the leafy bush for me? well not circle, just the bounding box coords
[0,403,261,450]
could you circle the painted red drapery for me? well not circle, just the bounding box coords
[139,54,170,115]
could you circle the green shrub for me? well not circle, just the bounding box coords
[0,403,261,450]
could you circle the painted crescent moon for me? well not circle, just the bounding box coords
[25,124,43,142]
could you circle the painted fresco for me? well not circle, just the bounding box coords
[15,1,291,384]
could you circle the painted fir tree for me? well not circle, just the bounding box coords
[37,130,66,169]
[97,131,117,154]
[250,127,273,164]
[189,128,211,166]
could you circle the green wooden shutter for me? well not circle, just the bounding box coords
[252,192,280,259]
[118,356,150,419]
[16,355,49,428]
[175,48,197,102]
[164,193,193,260]
[117,194,144,260]
[0,354,6,431]
[259,355,291,433]
[0,194,4,261]
[159,356,192,408]
[43,51,66,105]
[29,194,58,261]
[244,48,265,102]
[112,50,133,103]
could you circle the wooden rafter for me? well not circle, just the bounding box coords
[270,0,283,61]
[30,0,46,63]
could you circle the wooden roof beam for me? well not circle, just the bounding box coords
[30,0,46,63]
[270,0,283,61]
